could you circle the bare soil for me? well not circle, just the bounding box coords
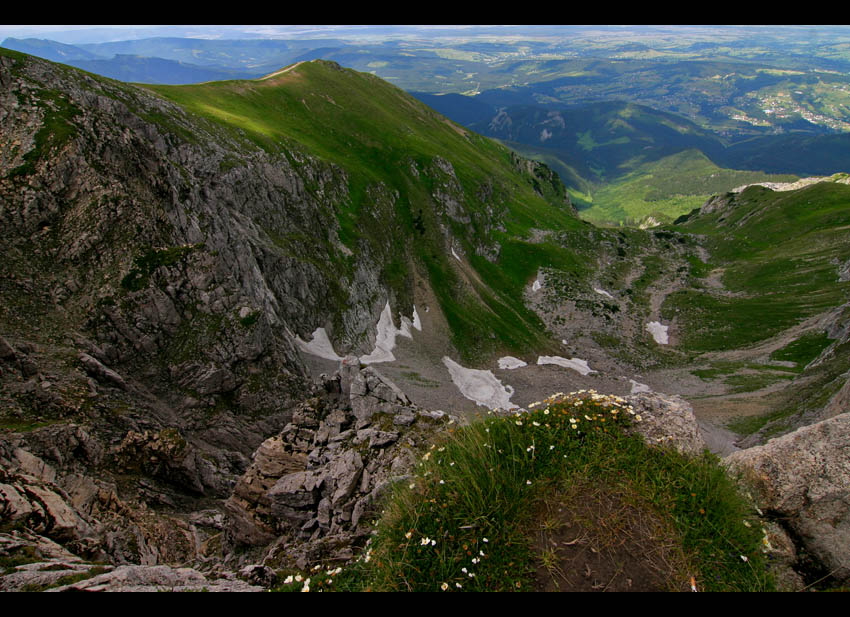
[531,481,693,592]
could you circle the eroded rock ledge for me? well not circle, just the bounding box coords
[224,356,456,569]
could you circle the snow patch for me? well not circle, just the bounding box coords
[594,287,614,299]
[295,327,342,362]
[498,356,527,370]
[359,301,416,364]
[412,306,422,331]
[398,315,414,340]
[451,247,462,262]
[532,277,542,292]
[646,321,669,345]
[537,356,595,376]
[443,357,518,411]
[630,379,652,394]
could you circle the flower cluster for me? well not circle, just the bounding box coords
[279,563,346,592]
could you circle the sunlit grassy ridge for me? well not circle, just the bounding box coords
[271,392,774,592]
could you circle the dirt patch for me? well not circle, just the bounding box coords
[531,481,693,592]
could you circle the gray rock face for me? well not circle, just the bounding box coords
[0,439,95,544]
[78,353,127,390]
[46,564,263,592]
[349,365,412,428]
[725,412,850,584]
[111,428,231,497]
[224,364,452,568]
[625,392,707,456]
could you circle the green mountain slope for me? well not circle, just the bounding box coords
[145,60,581,360]
[415,97,804,225]
[668,182,850,352]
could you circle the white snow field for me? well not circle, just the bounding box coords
[536,356,595,376]
[360,301,415,364]
[497,356,527,370]
[442,356,519,410]
[295,327,343,362]
[646,321,669,344]
[297,301,422,364]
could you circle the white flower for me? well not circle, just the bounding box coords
[526,480,532,485]
[455,582,462,588]
[295,575,303,582]
[405,531,413,539]
[740,555,748,562]
[284,575,293,584]
[482,538,488,543]
[441,582,449,591]
[421,537,431,546]
[532,421,541,427]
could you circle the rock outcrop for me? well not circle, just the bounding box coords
[225,362,454,569]
[725,412,850,585]
[625,392,707,456]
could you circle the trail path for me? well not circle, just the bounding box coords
[259,62,306,80]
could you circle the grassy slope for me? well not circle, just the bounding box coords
[145,61,584,362]
[667,182,850,353]
[583,150,798,226]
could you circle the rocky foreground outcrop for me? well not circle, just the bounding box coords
[624,391,706,456]
[725,412,850,586]
[0,357,458,590]
[224,357,457,569]
[3,366,848,591]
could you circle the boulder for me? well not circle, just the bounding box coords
[78,353,127,390]
[625,392,706,456]
[725,412,850,584]
[0,335,16,361]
